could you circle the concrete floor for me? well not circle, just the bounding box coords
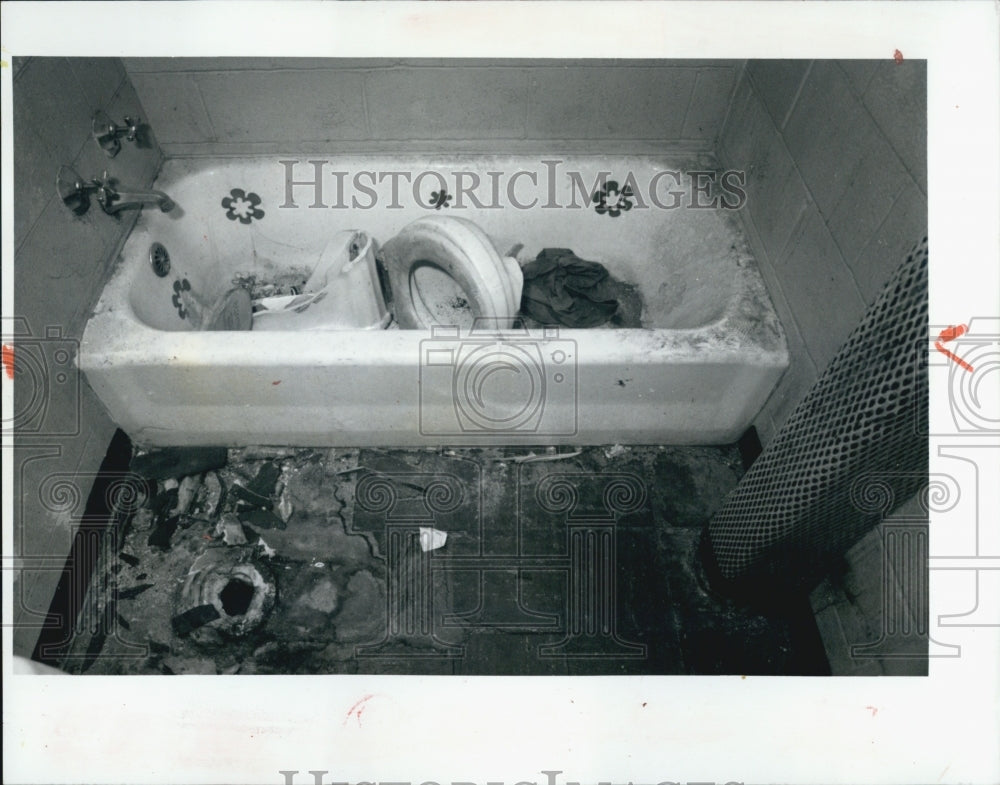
[57,444,829,675]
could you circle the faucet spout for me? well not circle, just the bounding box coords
[98,182,175,214]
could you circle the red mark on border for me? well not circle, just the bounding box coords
[893,49,904,64]
[1,344,14,379]
[935,324,974,372]
[344,694,374,727]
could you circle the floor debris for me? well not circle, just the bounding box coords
[509,449,583,463]
[130,446,228,480]
[63,444,829,676]
[216,513,248,546]
[418,527,448,552]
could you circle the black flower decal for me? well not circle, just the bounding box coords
[171,278,192,320]
[592,180,634,218]
[430,189,451,209]
[222,188,265,224]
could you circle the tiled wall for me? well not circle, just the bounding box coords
[719,59,927,444]
[123,59,740,155]
[11,57,162,656]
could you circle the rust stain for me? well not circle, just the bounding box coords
[2,344,14,380]
[893,49,904,64]
[935,324,974,372]
[272,380,281,386]
[344,694,375,727]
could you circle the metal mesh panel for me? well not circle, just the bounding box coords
[706,237,928,592]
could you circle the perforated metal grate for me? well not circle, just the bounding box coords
[707,237,928,592]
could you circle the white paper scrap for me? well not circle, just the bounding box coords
[419,527,448,552]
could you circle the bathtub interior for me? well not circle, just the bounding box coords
[108,155,755,334]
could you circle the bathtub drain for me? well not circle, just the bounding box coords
[149,242,171,277]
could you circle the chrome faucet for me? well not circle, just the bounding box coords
[93,172,175,214]
[57,165,174,215]
[92,110,141,158]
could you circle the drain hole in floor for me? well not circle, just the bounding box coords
[220,578,254,616]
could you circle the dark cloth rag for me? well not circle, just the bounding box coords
[519,248,619,327]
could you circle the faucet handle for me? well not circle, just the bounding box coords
[93,170,118,213]
[93,110,122,157]
[56,165,87,206]
[123,116,140,142]
[92,110,143,157]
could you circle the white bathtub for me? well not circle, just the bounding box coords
[80,155,788,447]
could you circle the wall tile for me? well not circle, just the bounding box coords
[12,59,162,658]
[737,206,819,437]
[367,68,526,140]
[880,653,928,676]
[722,79,811,262]
[12,570,46,658]
[775,208,866,371]
[13,58,100,248]
[759,354,819,437]
[745,127,811,262]
[15,197,112,336]
[125,57,743,72]
[124,57,393,73]
[751,411,778,447]
[826,127,914,267]
[12,91,59,251]
[13,55,31,79]
[862,60,927,192]
[197,69,367,143]
[13,444,79,560]
[838,59,878,97]
[11,392,117,660]
[756,315,819,436]
[747,60,809,129]
[851,182,927,304]
[812,600,885,675]
[14,59,92,163]
[719,72,754,165]
[527,66,696,140]
[682,67,737,140]
[129,72,216,145]
[783,61,865,215]
[69,57,126,113]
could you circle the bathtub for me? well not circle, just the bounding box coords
[80,155,788,447]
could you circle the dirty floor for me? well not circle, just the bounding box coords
[56,444,829,675]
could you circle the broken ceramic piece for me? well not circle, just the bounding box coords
[130,447,228,480]
[215,513,248,546]
[197,471,223,519]
[418,527,448,552]
[171,473,202,517]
